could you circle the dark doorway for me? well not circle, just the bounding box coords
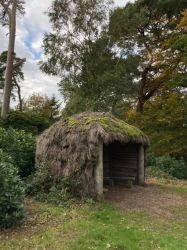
[103,141,138,185]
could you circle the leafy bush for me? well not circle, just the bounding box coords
[34,184,73,206]
[147,154,187,179]
[0,127,36,177]
[0,150,27,228]
[147,153,157,167]
[146,166,175,180]
[156,156,187,179]
[26,161,72,206]
[26,160,53,195]
[0,110,50,135]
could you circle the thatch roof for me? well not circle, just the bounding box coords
[36,112,149,199]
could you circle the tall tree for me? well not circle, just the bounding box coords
[39,0,117,113]
[40,0,113,76]
[0,51,25,111]
[109,0,187,113]
[61,35,139,116]
[0,0,26,116]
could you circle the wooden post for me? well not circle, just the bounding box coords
[127,179,133,189]
[138,144,145,185]
[94,140,103,201]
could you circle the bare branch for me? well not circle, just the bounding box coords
[13,57,26,69]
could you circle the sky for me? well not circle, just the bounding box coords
[0,0,133,107]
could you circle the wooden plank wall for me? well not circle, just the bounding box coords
[103,144,110,177]
[103,141,138,184]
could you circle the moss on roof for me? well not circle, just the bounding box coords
[63,112,149,143]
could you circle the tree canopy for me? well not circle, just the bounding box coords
[109,0,187,112]
[40,0,113,76]
[21,93,61,122]
[61,35,139,116]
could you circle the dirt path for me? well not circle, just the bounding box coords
[104,179,187,217]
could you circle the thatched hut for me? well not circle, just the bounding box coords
[36,112,149,200]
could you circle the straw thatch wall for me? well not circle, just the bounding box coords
[36,112,149,199]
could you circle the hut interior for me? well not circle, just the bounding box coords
[103,141,139,186]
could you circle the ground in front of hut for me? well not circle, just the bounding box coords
[0,178,187,250]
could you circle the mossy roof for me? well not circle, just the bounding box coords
[61,112,149,145]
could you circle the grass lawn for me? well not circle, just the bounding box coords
[0,179,187,250]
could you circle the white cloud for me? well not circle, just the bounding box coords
[114,0,134,7]
[0,26,9,51]
[0,0,133,108]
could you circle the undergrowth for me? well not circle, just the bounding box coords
[25,160,75,207]
[147,153,187,180]
[0,150,27,228]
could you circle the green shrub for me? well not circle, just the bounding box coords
[147,153,157,167]
[34,184,73,206]
[0,110,50,135]
[147,154,187,179]
[146,166,175,180]
[26,160,53,195]
[26,161,72,206]
[0,127,36,177]
[156,156,187,179]
[0,150,27,228]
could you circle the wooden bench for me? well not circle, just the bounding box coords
[104,177,135,188]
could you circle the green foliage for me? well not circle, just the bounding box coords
[146,166,175,180]
[146,153,157,167]
[61,35,139,114]
[125,91,187,162]
[0,51,25,99]
[147,154,187,180]
[0,110,50,135]
[109,0,187,112]
[26,160,53,195]
[0,149,26,228]
[21,93,61,122]
[156,156,187,180]
[26,161,72,206]
[167,11,187,89]
[34,184,73,206]
[40,0,113,76]
[81,197,95,205]
[0,126,35,177]
[41,0,136,114]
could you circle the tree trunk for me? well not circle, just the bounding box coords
[17,84,23,112]
[1,0,17,116]
[136,41,153,114]
[14,77,23,112]
[136,99,144,113]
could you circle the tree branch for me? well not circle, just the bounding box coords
[0,0,12,16]
[13,57,26,69]
[144,41,153,69]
